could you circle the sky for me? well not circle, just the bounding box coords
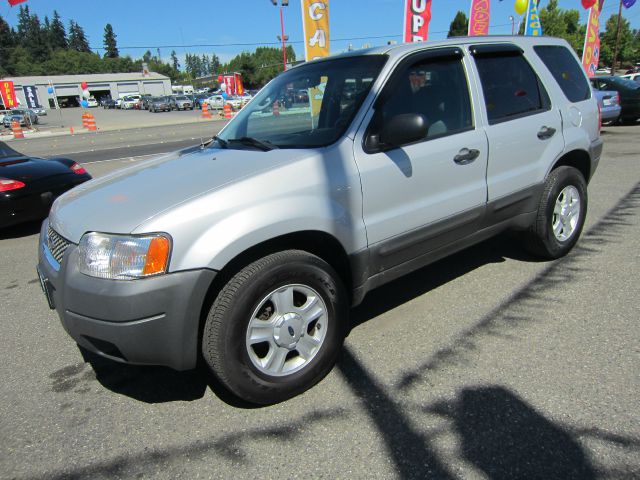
[2,0,640,66]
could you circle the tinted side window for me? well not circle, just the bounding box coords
[475,53,549,124]
[371,56,472,142]
[534,45,591,103]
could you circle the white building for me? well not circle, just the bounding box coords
[4,72,171,108]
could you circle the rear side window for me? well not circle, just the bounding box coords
[534,45,591,103]
[474,53,550,124]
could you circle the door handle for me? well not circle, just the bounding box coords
[537,126,556,140]
[453,148,480,165]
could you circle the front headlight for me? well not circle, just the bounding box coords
[78,232,171,280]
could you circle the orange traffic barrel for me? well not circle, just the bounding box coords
[201,103,212,119]
[11,120,25,139]
[82,112,89,128]
[223,103,232,119]
[86,114,97,131]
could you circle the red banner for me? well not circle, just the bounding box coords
[0,81,18,109]
[582,0,603,77]
[403,0,432,43]
[468,0,490,36]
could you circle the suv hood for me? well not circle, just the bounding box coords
[50,146,306,242]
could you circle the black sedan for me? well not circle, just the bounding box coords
[0,142,92,229]
[590,76,640,124]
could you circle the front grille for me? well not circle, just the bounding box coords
[47,226,72,265]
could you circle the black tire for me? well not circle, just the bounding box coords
[202,250,348,405]
[524,166,587,259]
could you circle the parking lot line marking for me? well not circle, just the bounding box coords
[83,153,164,165]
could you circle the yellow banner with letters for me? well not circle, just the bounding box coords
[301,0,330,61]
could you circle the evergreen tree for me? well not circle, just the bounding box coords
[68,20,91,53]
[448,11,468,38]
[170,50,180,70]
[103,23,119,58]
[16,5,30,39]
[143,50,152,63]
[25,14,48,62]
[0,15,14,76]
[49,11,67,50]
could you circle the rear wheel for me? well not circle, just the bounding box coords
[202,250,348,405]
[524,166,587,259]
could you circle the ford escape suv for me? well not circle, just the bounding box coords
[37,37,602,404]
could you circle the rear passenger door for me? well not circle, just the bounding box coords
[353,48,488,271]
[471,44,564,218]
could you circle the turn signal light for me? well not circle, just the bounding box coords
[70,163,87,175]
[143,236,171,275]
[0,178,26,192]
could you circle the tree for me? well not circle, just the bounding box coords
[68,20,90,53]
[600,13,635,70]
[170,50,180,71]
[448,11,468,38]
[49,11,67,50]
[25,14,48,62]
[0,15,14,76]
[103,23,118,58]
[142,50,152,63]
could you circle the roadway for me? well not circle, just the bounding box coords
[0,124,638,479]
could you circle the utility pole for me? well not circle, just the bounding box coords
[611,0,624,75]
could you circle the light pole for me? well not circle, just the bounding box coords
[510,15,515,35]
[271,0,289,71]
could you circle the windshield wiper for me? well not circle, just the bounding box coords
[227,136,278,151]
[213,135,228,149]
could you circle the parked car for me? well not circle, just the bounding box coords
[620,72,640,85]
[0,110,11,125]
[193,93,210,109]
[169,95,193,110]
[204,94,226,109]
[31,106,47,116]
[102,99,117,109]
[2,108,39,128]
[590,76,640,124]
[0,142,91,228]
[148,96,171,113]
[86,97,99,108]
[120,96,140,110]
[592,88,621,124]
[37,36,601,405]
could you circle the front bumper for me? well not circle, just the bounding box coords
[37,220,217,370]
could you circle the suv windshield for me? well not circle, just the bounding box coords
[218,55,387,149]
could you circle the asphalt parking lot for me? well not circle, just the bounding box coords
[1,125,639,479]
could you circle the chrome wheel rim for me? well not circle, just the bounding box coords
[552,185,581,242]
[246,284,328,377]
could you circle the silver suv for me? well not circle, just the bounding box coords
[37,37,602,404]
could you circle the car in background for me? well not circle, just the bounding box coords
[169,95,193,110]
[148,96,171,113]
[120,96,140,110]
[590,76,640,124]
[192,93,209,109]
[86,97,99,108]
[2,109,39,128]
[592,88,621,124]
[621,73,640,85]
[31,106,47,116]
[204,94,225,110]
[0,110,11,125]
[102,99,117,109]
[0,142,92,228]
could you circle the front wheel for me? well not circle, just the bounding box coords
[524,166,587,259]
[202,250,348,405]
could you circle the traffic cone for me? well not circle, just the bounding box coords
[86,113,97,131]
[69,126,74,135]
[201,103,212,119]
[223,103,232,119]
[272,100,280,117]
[11,121,24,139]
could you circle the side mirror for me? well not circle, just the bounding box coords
[366,113,428,152]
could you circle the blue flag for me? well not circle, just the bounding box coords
[524,0,543,36]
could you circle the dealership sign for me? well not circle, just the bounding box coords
[0,80,18,108]
[301,0,330,60]
[22,85,41,109]
[403,0,432,42]
[468,0,490,36]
